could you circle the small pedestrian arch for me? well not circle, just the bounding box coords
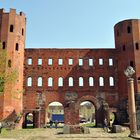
[24,112,34,128]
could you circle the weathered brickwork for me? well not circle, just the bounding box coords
[0,9,140,128]
[0,9,26,122]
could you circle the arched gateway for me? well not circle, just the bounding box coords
[23,94,108,128]
[2,9,140,128]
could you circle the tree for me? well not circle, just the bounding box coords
[0,43,17,96]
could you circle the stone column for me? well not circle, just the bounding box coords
[127,78,137,136]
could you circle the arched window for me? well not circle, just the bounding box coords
[38,77,42,87]
[99,58,103,65]
[130,61,134,67]
[127,26,131,33]
[138,77,140,83]
[99,77,104,86]
[79,59,83,66]
[109,77,114,86]
[48,77,53,87]
[38,58,42,65]
[27,77,32,87]
[79,77,84,86]
[2,42,6,49]
[123,45,126,51]
[109,58,113,66]
[22,28,24,36]
[15,43,19,51]
[8,59,11,67]
[10,24,14,32]
[28,58,32,65]
[68,77,73,87]
[89,59,93,66]
[89,77,94,86]
[135,43,139,50]
[58,77,63,87]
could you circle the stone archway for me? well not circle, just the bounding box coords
[23,112,36,128]
[63,95,104,126]
[75,95,103,126]
[46,101,64,125]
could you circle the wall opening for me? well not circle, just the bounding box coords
[79,77,84,87]
[99,77,104,86]
[28,58,32,65]
[58,77,63,87]
[15,43,19,51]
[89,77,94,86]
[135,43,139,50]
[89,59,93,66]
[79,101,95,127]
[27,77,32,87]
[48,58,53,65]
[46,102,64,128]
[8,59,11,68]
[10,24,14,32]
[123,45,126,51]
[99,58,103,65]
[38,77,42,87]
[68,77,73,87]
[24,113,34,128]
[48,77,53,87]
[22,28,24,36]
[2,42,6,49]
[109,77,115,86]
[138,77,140,83]
[130,61,134,67]
[38,58,42,65]
[68,58,73,65]
[127,26,131,33]
[79,58,83,66]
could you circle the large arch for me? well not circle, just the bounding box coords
[75,95,100,110]
[75,95,103,127]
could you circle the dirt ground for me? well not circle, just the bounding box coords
[0,127,138,140]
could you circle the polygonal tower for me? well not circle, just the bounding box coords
[0,8,26,121]
[114,19,140,102]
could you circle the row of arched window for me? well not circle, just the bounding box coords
[27,76,115,87]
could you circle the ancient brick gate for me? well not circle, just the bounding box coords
[23,93,110,128]
[1,8,140,129]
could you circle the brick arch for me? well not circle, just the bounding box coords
[23,111,36,128]
[75,95,100,110]
[75,95,103,126]
[45,100,64,107]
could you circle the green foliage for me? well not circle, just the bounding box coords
[0,43,18,96]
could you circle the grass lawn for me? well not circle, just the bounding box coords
[0,126,137,140]
[0,128,48,139]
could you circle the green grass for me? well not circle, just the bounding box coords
[81,122,95,128]
[0,128,45,138]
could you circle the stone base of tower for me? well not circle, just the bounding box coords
[63,125,90,134]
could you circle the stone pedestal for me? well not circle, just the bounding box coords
[63,125,90,134]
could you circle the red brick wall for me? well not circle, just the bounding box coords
[24,49,118,109]
[0,9,26,119]
[114,19,140,101]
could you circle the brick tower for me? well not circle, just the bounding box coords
[0,9,26,120]
[114,19,140,101]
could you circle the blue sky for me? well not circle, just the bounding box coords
[0,0,140,49]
